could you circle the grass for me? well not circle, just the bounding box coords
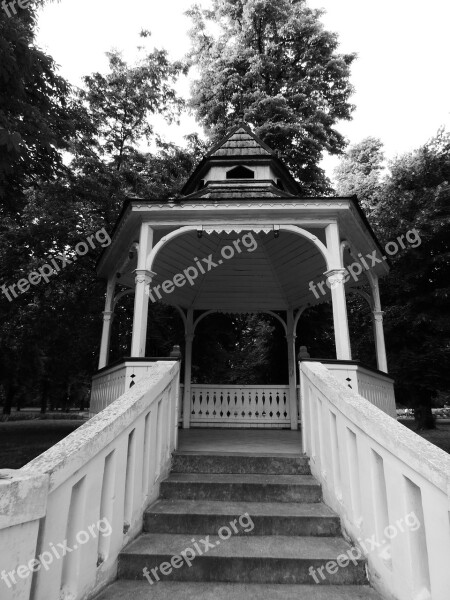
[0,420,83,469]
[0,419,449,471]
[399,419,450,454]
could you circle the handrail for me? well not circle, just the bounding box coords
[300,361,450,600]
[0,360,180,600]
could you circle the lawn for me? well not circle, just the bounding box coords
[399,419,450,454]
[0,419,449,471]
[0,420,84,469]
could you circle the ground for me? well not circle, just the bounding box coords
[0,420,449,470]
[0,420,83,469]
[399,419,450,454]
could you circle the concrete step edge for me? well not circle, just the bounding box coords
[94,581,383,600]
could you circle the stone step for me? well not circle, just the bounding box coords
[95,581,383,599]
[171,451,310,475]
[145,499,340,536]
[159,473,322,503]
[118,533,367,585]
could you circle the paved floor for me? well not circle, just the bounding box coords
[178,429,303,455]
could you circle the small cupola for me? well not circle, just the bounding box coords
[181,122,300,198]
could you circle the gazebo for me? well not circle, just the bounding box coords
[90,123,395,427]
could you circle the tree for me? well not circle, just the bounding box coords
[335,130,450,428]
[77,38,186,172]
[0,36,201,414]
[0,4,79,216]
[334,137,385,215]
[187,0,356,194]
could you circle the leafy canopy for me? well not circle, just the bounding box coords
[335,130,450,423]
[188,0,356,193]
[0,4,78,215]
[334,137,385,215]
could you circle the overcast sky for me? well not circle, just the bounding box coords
[36,0,450,179]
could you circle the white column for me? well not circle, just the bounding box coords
[183,308,194,429]
[98,277,116,369]
[370,275,388,372]
[325,223,352,360]
[286,310,298,430]
[325,269,352,360]
[130,270,153,357]
[130,224,154,357]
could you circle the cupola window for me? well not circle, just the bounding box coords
[226,165,255,179]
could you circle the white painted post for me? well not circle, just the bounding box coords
[370,275,388,373]
[130,224,154,357]
[286,309,298,430]
[325,223,352,360]
[183,308,194,429]
[98,277,116,369]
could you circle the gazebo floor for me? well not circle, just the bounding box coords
[177,428,303,455]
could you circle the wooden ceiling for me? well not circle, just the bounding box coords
[147,230,328,311]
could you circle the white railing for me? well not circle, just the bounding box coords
[190,385,290,428]
[307,360,397,418]
[0,361,180,600]
[90,359,174,415]
[301,361,450,600]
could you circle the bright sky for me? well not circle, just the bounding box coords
[36,0,450,180]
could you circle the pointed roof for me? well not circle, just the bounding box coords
[206,122,272,158]
[181,122,301,197]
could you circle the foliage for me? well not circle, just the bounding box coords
[335,130,450,428]
[76,42,187,172]
[187,0,355,194]
[0,34,199,413]
[334,137,385,215]
[0,3,79,215]
[193,313,288,384]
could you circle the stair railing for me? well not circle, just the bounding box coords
[0,360,180,600]
[300,361,450,600]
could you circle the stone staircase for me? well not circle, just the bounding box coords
[96,450,382,599]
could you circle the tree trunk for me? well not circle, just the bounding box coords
[3,383,13,415]
[40,379,49,414]
[414,404,435,430]
[409,387,436,430]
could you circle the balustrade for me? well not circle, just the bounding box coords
[0,361,180,600]
[301,361,450,600]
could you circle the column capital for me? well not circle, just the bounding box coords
[185,333,195,342]
[373,310,384,323]
[324,268,347,288]
[286,333,297,343]
[102,310,115,323]
[134,269,155,285]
